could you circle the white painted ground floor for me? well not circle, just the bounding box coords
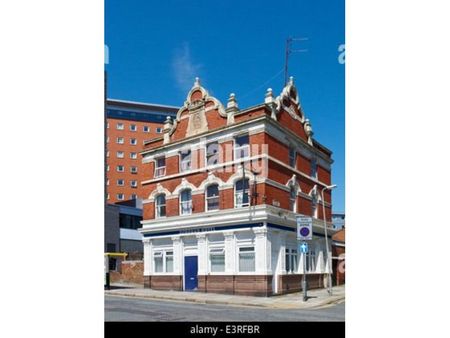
[140,215,333,296]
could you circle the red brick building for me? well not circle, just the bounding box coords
[106,99,178,203]
[139,77,336,296]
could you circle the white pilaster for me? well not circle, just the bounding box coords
[196,234,207,275]
[224,231,235,274]
[279,233,287,274]
[317,249,325,273]
[269,230,281,293]
[172,236,182,275]
[325,240,332,273]
[143,238,152,276]
[254,228,270,274]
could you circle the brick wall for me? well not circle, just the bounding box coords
[109,260,144,284]
[278,273,325,294]
[144,276,183,290]
[198,275,273,296]
[277,106,309,141]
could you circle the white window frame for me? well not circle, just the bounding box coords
[206,184,220,212]
[179,189,193,215]
[179,150,191,172]
[130,194,137,200]
[130,152,137,159]
[143,125,150,133]
[117,179,124,186]
[106,165,110,172]
[234,134,250,160]
[117,193,124,200]
[154,157,166,178]
[116,165,124,172]
[285,248,299,274]
[116,137,124,144]
[234,178,250,208]
[153,251,164,273]
[106,151,110,158]
[116,151,124,158]
[130,166,137,174]
[209,247,225,273]
[155,194,166,218]
[130,180,137,188]
[238,246,255,272]
[129,124,137,132]
[116,123,124,130]
[130,138,137,145]
[156,127,163,133]
[153,250,173,274]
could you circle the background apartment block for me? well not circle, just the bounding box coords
[105,99,178,204]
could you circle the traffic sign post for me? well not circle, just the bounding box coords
[297,216,312,302]
[296,216,312,241]
[300,241,308,301]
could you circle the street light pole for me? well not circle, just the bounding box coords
[321,184,336,296]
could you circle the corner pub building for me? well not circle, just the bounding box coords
[138,77,336,296]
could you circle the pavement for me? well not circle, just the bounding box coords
[105,283,345,310]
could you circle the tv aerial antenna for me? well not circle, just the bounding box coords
[284,37,309,85]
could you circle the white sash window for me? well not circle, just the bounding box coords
[156,194,166,218]
[209,248,225,272]
[180,189,192,215]
[238,247,255,272]
[155,157,166,177]
[206,184,220,211]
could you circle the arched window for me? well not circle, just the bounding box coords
[235,178,250,208]
[289,185,297,212]
[155,194,166,218]
[180,189,192,215]
[206,184,220,211]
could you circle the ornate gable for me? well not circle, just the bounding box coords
[167,78,228,142]
[265,76,313,145]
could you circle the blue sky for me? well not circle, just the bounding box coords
[105,0,345,213]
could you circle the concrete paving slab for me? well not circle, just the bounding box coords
[105,283,345,309]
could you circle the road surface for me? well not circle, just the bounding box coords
[105,295,345,321]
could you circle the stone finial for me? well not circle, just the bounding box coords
[225,93,238,125]
[163,116,173,144]
[265,87,278,120]
[304,119,313,135]
[304,118,313,145]
[163,116,173,131]
[194,77,200,86]
[288,76,294,85]
[227,93,238,109]
[264,88,274,104]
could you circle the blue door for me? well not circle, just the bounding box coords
[184,256,198,291]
